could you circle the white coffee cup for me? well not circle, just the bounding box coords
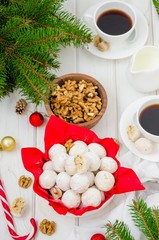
[136,96,159,143]
[83,1,137,46]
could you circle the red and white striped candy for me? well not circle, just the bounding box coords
[0,180,37,240]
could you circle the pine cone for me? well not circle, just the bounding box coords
[15,99,27,114]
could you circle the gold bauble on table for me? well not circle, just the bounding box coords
[0,136,16,151]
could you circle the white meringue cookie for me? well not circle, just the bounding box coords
[70,173,89,193]
[92,185,105,201]
[39,170,57,189]
[95,171,115,191]
[135,137,153,154]
[84,151,100,171]
[42,161,53,171]
[81,187,102,207]
[49,144,66,160]
[10,197,26,217]
[127,124,141,142]
[100,190,105,202]
[86,172,95,187]
[100,157,118,173]
[56,172,71,191]
[65,155,77,175]
[74,154,90,174]
[88,143,106,159]
[52,152,68,172]
[61,189,81,208]
[69,140,88,156]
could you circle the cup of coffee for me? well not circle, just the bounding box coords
[84,1,137,45]
[136,96,159,143]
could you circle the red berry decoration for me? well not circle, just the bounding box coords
[29,111,44,127]
[90,233,105,240]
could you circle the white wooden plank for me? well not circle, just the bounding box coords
[0,91,35,239]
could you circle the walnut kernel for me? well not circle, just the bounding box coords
[39,219,56,236]
[50,79,102,124]
[64,139,74,153]
[93,35,110,52]
[18,175,32,188]
[49,185,62,200]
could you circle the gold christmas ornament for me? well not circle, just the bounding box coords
[0,136,16,151]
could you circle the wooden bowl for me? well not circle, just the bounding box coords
[45,73,107,129]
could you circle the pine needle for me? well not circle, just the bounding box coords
[105,220,135,240]
[129,198,159,240]
[0,0,92,104]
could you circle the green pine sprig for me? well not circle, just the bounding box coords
[0,0,92,104]
[105,220,135,240]
[105,198,159,240]
[129,198,159,240]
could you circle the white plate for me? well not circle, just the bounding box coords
[82,2,149,60]
[119,96,159,162]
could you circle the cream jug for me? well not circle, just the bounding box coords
[128,46,159,92]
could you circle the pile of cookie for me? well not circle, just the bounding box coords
[39,140,118,210]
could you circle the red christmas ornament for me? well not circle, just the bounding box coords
[90,233,106,240]
[29,112,44,127]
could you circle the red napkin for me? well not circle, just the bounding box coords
[21,116,144,216]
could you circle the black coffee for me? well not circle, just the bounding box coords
[139,104,159,136]
[97,9,132,35]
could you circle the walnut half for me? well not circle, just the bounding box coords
[18,175,32,188]
[39,219,56,236]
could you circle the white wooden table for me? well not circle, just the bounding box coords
[0,0,159,239]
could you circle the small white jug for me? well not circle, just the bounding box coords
[128,45,159,92]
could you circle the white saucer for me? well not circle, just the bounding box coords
[82,2,149,60]
[119,96,159,162]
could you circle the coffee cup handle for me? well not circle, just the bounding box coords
[127,29,137,43]
[82,14,96,31]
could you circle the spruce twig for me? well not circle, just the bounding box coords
[129,198,157,240]
[0,0,92,104]
[105,221,135,240]
[104,198,159,240]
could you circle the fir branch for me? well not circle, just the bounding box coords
[0,0,92,104]
[22,71,48,103]
[12,53,53,89]
[105,221,135,240]
[129,198,158,240]
[152,208,159,237]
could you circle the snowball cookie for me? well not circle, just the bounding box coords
[135,138,153,154]
[127,124,141,142]
[70,173,90,193]
[65,155,76,175]
[84,151,100,171]
[81,187,102,207]
[42,161,53,171]
[61,189,81,208]
[88,143,106,159]
[92,185,105,201]
[39,170,57,189]
[74,154,90,174]
[69,140,88,156]
[56,172,71,191]
[100,157,118,173]
[52,152,68,172]
[86,172,95,187]
[95,171,115,191]
[48,144,66,160]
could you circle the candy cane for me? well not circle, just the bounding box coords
[0,180,37,240]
